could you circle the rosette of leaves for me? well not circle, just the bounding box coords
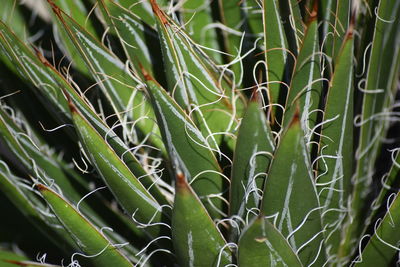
[0,0,399,266]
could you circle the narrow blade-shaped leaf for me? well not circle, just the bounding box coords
[280,0,305,54]
[354,192,400,266]
[0,0,26,41]
[230,98,275,220]
[218,0,244,85]
[261,115,326,266]
[150,0,241,149]
[0,166,77,251]
[0,249,60,267]
[110,0,156,27]
[282,10,323,139]
[332,0,350,60]
[31,50,168,199]
[238,216,302,267]
[179,0,222,62]
[262,0,289,121]
[346,0,400,257]
[367,148,400,227]
[97,0,162,78]
[318,29,354,253]
[47,2,163,151]
[69,101,165,238]
[143,72,225,219]
[37,184,134,267]
[46,0,98,76]
[0,21,70,117]
[172,173,230,267]
[355,0,400,199]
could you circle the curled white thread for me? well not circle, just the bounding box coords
[76,186,107,212]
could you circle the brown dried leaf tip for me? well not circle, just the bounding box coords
[32,46,52,67]
[138,63,153,81]
[250,85,260,103]
[309,0,318,22]
[346,9,356,39]
[36,183,48,191]
[289,105,301,128]
[46,0,62,17]
[176,171,189,191]
[150,0,168,25]
[61,88,78,114]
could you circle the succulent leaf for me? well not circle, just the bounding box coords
[261,115,326,266]
[238,216,303,267]
[230,98,274,220]
[0,0,399,265]
[172,173,231,267]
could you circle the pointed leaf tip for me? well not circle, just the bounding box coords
[250,86,260,103]
[36,184,48,191]
[289,106,301,128]
[150,0,168,24]
[309,0,318,22]
[176,172,190,192]
[46,0,62,17]
[32,46,52,68]
[61,89,77,114]
[176,171,185,183]
[139,63,153,81]
[347,10,356,39]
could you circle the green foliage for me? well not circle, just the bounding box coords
[0,0,399,266]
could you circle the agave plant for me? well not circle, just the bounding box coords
[0,0,399,266]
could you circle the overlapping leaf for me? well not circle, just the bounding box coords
[261,115,326,266]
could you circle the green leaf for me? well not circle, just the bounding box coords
[37,184,134,267]
[48,2,164,151]
[0,23,164,202]
[281,0,305,54]
[111,0,156,27]
[0,249,60,267]
[355,0,400,196]
[331,0,350,60]
[261,116,326,266]
[318,29,354,253]
[367,139,400,228]
[319,0,350,61]
[150,0,241,149]
[0,165,77,251]
[218,0,243,85]
[0,105,147,254]
[97,0,162,78]
[31,49,168,199]
[246,0,263,35]
[319,0,337,59]
[51,0,98,37]
[282,11,323,139]
[354,192,400,266]
[179,0,222,62]
[0,21,70,117]
[345,0,400,257]
[262,0,289,121]
[143,72,225,219]
[69,101,165,238]
[0,0,26,41]
[238,216,303,267]
[172,174,230,267]
[45,0,98,76]
[0,106,87,202]
[49,1,139,111]
[230,98,275,220]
